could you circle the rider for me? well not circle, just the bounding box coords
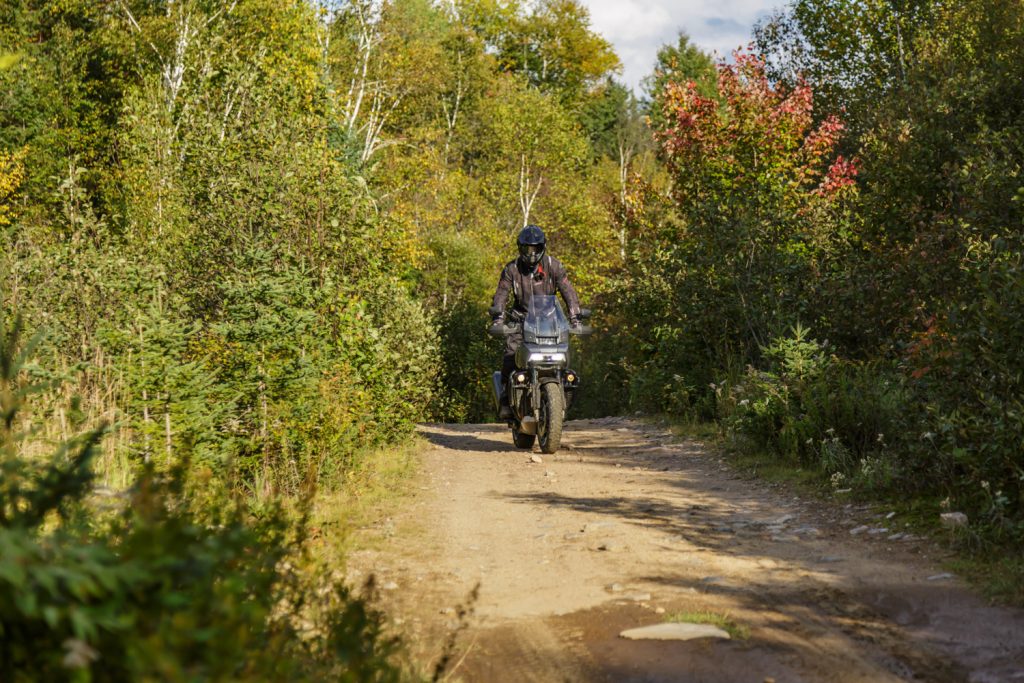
[491,225,582,419]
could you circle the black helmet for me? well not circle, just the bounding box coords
[517,224,546,268]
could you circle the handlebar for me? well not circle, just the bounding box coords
[488,321,592,337]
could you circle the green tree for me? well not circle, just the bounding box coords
[643,32,717,134]
[754,0,938,138]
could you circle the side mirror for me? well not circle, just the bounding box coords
[578,308,592,320]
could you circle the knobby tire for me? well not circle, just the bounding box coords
[539,382,564,454]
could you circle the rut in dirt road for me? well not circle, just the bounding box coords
[346,419,1024,683]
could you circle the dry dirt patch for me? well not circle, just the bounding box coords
[344,419,1024,682]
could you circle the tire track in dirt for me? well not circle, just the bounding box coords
[345,419,1024,682]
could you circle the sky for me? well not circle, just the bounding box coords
[580,0,783,93]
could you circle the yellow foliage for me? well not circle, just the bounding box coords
[0,148,26,226]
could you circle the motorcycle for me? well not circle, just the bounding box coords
[488,295,591,453]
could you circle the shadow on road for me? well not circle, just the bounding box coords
[418,423,517,453]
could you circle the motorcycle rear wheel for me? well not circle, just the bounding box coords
[512,424,536,449]
[538,382,564,454]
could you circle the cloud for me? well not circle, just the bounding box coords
[582,0,781,93]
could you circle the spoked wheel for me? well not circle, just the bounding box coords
[537,382,565,454]
[512,423,536,449]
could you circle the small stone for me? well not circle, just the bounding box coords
[849,525,869,535]
[620,623,730,641]
[885,511,896,520]
[927,572,955,581]
[817,555,842,563]
[867,527,889,535]
[608,583,625,592]
[439,607,455,615]
[654,607,666,614]
[940,512,968,529]
[530,454,543,464]
[544,470,555,477]
[888,533,905,541]
[793,526,820,536]
[764,678,777,683]
[381,581,399,591]
[625,592,652,602]
[596,542,625,552]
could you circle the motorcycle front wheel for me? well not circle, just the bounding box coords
[538,382,565,454]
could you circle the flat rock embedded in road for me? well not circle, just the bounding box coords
[620,623,731,641]
[623,592,652,602]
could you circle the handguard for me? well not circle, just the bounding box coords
[488,320,519,337]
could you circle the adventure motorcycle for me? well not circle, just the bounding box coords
[488,295,591,453]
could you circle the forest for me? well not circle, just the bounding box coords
[1,0,1022,678]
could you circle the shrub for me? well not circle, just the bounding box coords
[0,315,405,682]
[719,326,910,492]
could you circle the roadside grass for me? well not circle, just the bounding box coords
[309,437,425,567]
[653,415,721,442]
[948,554,1024,607]
[306,435,476,683]
[665,610,750,640]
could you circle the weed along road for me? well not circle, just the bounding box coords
[345,419,1024,683]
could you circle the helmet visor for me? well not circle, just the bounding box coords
[518,243,544,265]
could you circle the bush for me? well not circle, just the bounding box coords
[907,246,1024,544]
[718,326,910,492]
[0,315,405,682]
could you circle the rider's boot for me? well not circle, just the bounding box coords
[499,387,513,420]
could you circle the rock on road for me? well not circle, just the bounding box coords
[344,419,1024,683]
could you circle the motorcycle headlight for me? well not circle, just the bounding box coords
[528,352,565,363]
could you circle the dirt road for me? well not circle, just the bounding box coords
[345,419,1024,683]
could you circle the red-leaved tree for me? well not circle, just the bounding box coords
[652,49,859,356]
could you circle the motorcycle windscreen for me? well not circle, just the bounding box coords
[522,295,569,344]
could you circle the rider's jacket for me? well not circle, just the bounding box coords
[491,254,581,322]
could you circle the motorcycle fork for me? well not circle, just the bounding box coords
[530,367,540,417]
[531,368,565,418]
